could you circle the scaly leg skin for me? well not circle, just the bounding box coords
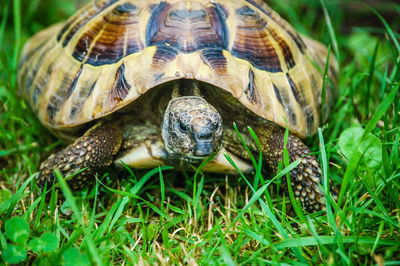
[252,123,334,212]
[38,122,122,190]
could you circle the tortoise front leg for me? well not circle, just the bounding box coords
[38,122,122,190]
[253,123,331,212]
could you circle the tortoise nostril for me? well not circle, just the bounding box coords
[196,132,213,140]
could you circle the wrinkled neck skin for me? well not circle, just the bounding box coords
[161,83,223,166]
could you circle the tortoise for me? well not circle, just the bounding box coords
[18,0,337,212]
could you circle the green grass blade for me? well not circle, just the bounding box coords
[320,45,332,121]
[359,172,389,216]
[1,175,35,215]
[275,236,399,249]
[225,157,305,262]
[159,166,165,213]
[0,3,9,47]
[108,196,129,233]
[320,0,340,61]
[54,170,103,266]
[283,128,304,220]
[318,129,345,255]
[34,182,47,228]
[12,0,21,87]
[129,166,173,195]
[99,181,170,220]
[365,40,380,118]
[362,83,399,138]
[366,6,400,54]
[95,197,122,238]
[371,220,385,255]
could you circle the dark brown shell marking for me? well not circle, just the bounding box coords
[231,5,282,72]
[47,66,83,122]
[72,3,143,65]
[109,63,131,104]
[245,0,307,53]
[58,0,118,46]
[146,2,229,53]
[201,49,228,76]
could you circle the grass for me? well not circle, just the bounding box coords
[1,0,400,264]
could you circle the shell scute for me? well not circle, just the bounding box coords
[146,2,229,53]
[109,63,131,104]
[59,0,119,47]
[200,49,228,76]
[72,1,143,66]
[231,5,283,73]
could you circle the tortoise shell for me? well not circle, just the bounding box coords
[18,0,337,138]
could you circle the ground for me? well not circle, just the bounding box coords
[0,0,400,264]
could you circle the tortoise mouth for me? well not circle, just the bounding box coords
[165,149,220,170]
[178,150,218,162]
[184,155,209,160]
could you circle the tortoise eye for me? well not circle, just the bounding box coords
[178,121,188,133]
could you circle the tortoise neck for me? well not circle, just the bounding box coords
[170,79,202,99]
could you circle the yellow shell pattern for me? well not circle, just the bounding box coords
[18,0,337,138]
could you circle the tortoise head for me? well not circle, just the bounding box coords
[162,96,222,158]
